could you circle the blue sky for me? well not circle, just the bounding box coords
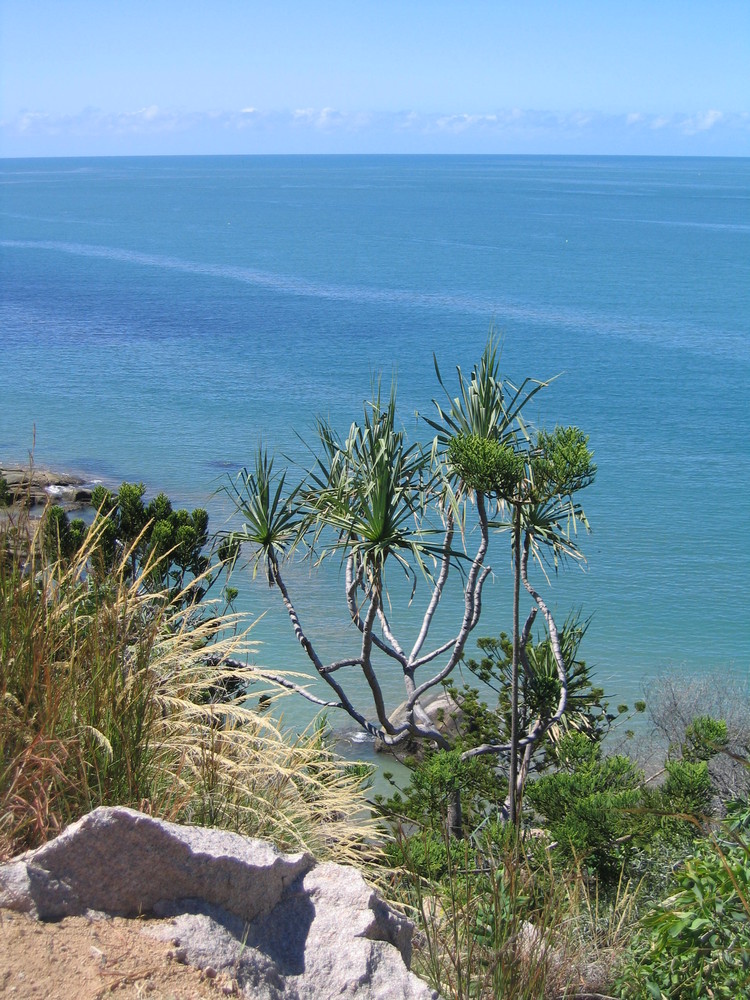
[1,1,748,156]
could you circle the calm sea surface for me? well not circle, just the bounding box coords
[1,155,749,745]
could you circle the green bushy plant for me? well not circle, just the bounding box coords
[44,482,236,613]
[526,731,644,882]
[680,715,729,763]
[618,804,750,999]
[448,617,641,772]
[394,822,561,1000]
[377,749,497,845]
[43,504,87,560]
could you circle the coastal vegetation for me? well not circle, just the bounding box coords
[225,339,597,832]
[0,489,376,865]
[2,341,750,998]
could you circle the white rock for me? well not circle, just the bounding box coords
[0,807,439,1000]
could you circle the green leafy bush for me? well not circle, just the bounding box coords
[46,483,224,610]
[377,749,496,845]
[450,617,638,772]
[526,731,644,881]
[661,759,713,817]
[619,812,750,999]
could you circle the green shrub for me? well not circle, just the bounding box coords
[377,749,496,841]
[681,716,729,763]
[618,815,750,999]
[46,482,232,614]
[662,759,713,816]
[526,731,644,882]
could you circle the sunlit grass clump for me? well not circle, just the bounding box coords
[0,503,376,864]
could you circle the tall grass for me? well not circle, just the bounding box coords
[386,818,639,999]
[0,503,376,864]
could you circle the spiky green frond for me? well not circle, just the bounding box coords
[423,335,547,451]
[302,384,448,585]
[222,448,302,583]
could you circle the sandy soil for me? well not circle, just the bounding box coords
[0,910,239,999]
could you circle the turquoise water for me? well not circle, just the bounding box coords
[1,154,749,743]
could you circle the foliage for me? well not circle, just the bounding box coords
[678,715,729,764]
[447,434,523,497]
[221,447,301,585]
[43,504,87,560]
[423,336,544,446]
[526,717,731,887]
[0,475,11,507]
[376,621,640,856]
[525,732,645,882]
[618,805,750,999]
[0,503,376,865]
[449,616,638,767]
[377,749,498,864]
[301,383,441,581]
[646,669,750,801]
[388,813,641,1000]
[661,759,713,817]
[393,824,556,999]
[383,709,744,998]
[44,482,229,611]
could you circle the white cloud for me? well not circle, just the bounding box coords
[681,109,723,134]
[2,104,748,154]
[435,113,494,133]
[316,107,346,128]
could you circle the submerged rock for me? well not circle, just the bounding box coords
[375,690,464,757]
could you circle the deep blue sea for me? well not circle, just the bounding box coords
[1,155,749,744]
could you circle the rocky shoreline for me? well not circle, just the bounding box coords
[0,462,98,513]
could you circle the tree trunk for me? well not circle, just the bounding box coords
[447,786,463,839]
[508,504,522,826]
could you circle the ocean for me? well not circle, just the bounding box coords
[1,154,749,747]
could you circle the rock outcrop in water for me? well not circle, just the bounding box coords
[0,807,438,1000]
[0,463,95,511]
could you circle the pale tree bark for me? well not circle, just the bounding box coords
[230,496,493,753]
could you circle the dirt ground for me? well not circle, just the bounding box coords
[0,909,240,999]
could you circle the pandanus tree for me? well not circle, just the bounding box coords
[226,385,483,750]
[449,423,596,823]
[226,338,594,829]
[225,343,539,754]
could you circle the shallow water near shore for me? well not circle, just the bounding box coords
[1,154,749,749]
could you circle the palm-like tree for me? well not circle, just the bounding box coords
[225,377,494,751]
[455,424,596,822]
[224,339,594,833]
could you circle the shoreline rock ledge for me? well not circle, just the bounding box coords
[0,806,439,1000]
[0,462,95,510]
